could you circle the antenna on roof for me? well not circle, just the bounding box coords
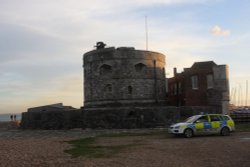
[145,16,148,50]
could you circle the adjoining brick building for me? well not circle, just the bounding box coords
[167,61,229,114]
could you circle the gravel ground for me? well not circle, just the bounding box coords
[0,129,250,167]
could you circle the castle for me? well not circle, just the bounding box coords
[83,46,166,107]
[20,43,229,129]
[82,43,229,128]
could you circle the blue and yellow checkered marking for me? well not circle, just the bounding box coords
[187,124,195,129]
[185,120,234,131]
[220,120,227,127]
[204,122,212,129]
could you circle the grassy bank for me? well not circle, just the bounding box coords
[64,129,167,158]
[64,137,140,158]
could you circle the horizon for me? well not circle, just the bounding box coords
[1,0,250,114]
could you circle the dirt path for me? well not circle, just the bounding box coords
[0,129,249,167]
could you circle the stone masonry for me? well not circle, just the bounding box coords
[83,47,167,107]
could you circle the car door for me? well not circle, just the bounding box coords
[209,115,221,134]
[194,115,210,135]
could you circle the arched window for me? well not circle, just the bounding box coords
[104,84,112,93]
[100,64,112,75]
[135,63,146,72]
[128,111,136,117]
[128,86,133,95]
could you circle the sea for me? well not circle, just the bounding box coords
[0,113,22,122]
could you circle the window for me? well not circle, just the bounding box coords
[207,74,214,89]
[221,115,230,121]
[128,86,133,94]
[178,82,182,94]
[171,85,174,95]
[210,115,221,121]
[128,111,136,117]
[195,116,208,123]
[174,83,177,95]
[100,64,112,75]
[104,84,112,93]
[191,75,198,89]
[135,63,146,72]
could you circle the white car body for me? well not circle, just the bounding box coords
[168,114,235,137]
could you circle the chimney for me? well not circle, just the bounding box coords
[174,67,177,77]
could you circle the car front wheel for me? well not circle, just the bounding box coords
[221,127,230,136]
[184,128,193,138]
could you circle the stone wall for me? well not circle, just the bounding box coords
[82,106,219,129]
[83,47,166,107]
[212,65,229,114]
[20,109,82,129]
[83,106,178,129]
[20,106,220,129]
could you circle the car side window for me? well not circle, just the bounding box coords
[210,115,221,122]
[196,116,208,123]
[222,115,230,121]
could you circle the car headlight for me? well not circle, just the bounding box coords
[174,126,180,129]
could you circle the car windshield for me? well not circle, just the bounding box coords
[185,115,201,123]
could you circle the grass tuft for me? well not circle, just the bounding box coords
[64,129,170,158]
[64,136,143,158]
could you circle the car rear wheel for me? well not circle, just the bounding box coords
[221,127,230,136]
[184,128,193,138]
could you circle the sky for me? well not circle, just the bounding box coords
[0,0,250,114]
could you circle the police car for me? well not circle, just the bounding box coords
[168,114,235,138]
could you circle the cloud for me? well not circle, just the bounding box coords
[211,25,231,37]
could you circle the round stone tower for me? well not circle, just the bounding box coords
[83,46,166,107]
